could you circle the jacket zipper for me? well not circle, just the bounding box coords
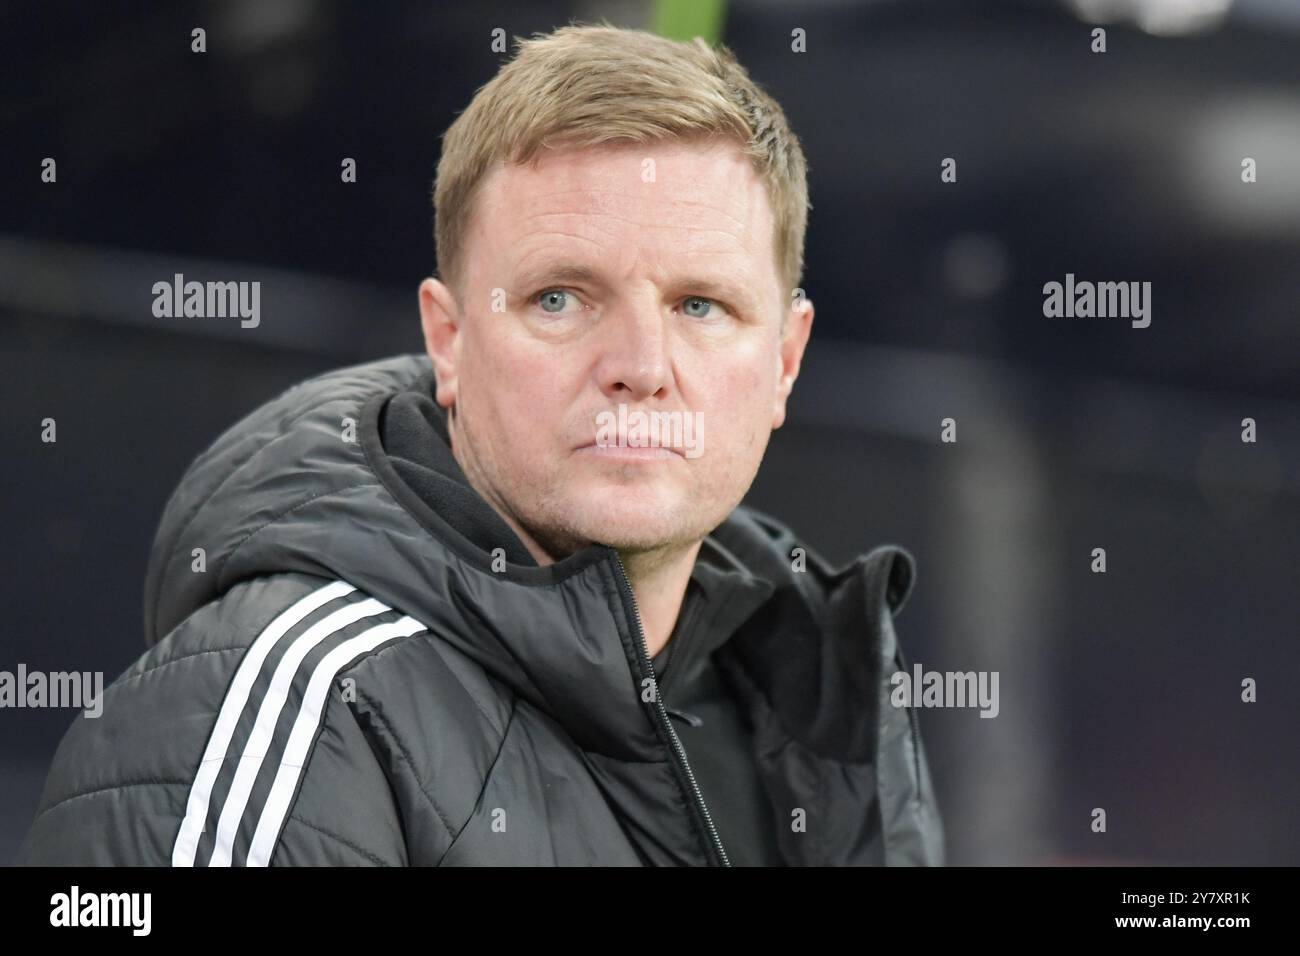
[614,552,730,867]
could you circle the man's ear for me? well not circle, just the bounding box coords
[419,277,461,409]
[772,295,814,430]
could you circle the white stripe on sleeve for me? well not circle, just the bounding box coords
[172,580,357,867]
[245,615,427,866]
[207,596,391,866]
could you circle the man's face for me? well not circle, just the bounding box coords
[420,138,813,560]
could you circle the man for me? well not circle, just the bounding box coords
[19,24,942,866]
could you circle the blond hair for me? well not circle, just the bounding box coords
[433,23,810,303]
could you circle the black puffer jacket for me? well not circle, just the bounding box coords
[18,354,944,866]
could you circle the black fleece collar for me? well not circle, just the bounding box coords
[379,374,537,568]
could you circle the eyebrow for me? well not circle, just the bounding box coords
[516,264,601,288]
[674,275,754,309]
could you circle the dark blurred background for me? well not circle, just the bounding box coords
[2,0,1298,865]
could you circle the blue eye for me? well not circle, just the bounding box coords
[538,290,570,313]
[682,296,714,318]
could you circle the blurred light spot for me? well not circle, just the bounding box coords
[248,55,318,116]
[220,0,320,54]
[1066,0,1233,35]
[1195,427,1283,521]
[941,233,1011,300]
[1182,95,1300,236]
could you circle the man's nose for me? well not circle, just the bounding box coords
[595,302,672,401]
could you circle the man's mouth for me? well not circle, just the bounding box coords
[582,404,705,460]
[574,441,684,461]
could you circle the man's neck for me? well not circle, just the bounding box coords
[615,542,702,659]
[504,517,699,659]
[446,411,698,658]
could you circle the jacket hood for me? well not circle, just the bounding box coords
[143,354,918,817]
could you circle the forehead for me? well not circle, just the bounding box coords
[470,139,780,291]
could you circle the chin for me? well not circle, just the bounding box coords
[560,501,718,554]
[573,474,681,508]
